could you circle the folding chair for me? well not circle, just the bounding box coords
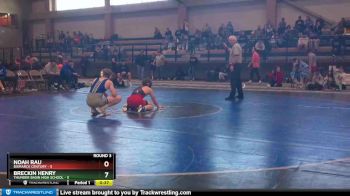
[29,70,48,91]
[16,70,35,92]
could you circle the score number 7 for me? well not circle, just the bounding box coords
[104,161,110,178]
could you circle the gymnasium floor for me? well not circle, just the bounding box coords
[1,86,350,189]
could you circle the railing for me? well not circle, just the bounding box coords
[0,48,23,63]
[4,34,350,65]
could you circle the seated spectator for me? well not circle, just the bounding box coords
[218,67,228,82]
[334,66,347,90]
[60,60,79,89]
[30,57,41,70]
[270,33,278,48]
[207,68,218,82]
[44,60,62,90]
[298,34,309,50]
[308,31,320,51]
[306,70,324,91]
[268,66,284,87]
[293,58,310,87]
[23,56,32,70]
[14,58,21,71]
[0,61,6,92]
[174,67,186,80]
[112,62,131,88]
[117,62,131,82]
[324,66,338,90]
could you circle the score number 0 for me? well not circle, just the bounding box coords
[104,161,109,178]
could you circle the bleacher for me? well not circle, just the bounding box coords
[24,34,350,64]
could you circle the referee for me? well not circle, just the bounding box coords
[224,35,244,100]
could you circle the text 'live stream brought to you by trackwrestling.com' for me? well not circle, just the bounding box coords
[0,189,193,196]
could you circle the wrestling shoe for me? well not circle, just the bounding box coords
[122,104,128,112]
[96,105,108,116]
[137,105,146,113]
[90,108,100,117]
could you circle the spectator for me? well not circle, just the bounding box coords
[113,62,132,88]
[135,50,147,80]
[278,18,287,35]
[305,16,314,31]
[80,54,90,77]
[165,28,173,41]
[0,61,6,92]
[30,57,41,70]
[264,22,274,38]
[334,18,346,35]
[150,52,157,80]
[202,23,212,39]
[218,66,228,82]
[325,65,337,90]
[255,40,266,56]
[183,20,190,36]
[308,49,318,76]
[218,24,226,38]
[43,59,61,90]
[117,62,131,82]
[293,58,310,86]
[226,21,234,36]
[298,33,309,50]
[295,16,305,33]
[306,69,324,90]
[1,60,18,93]
[334,66,346,90]
[154,27,163,39]
[254,26,264,39]
[268,66,284,87]
[248,47,262,84]
[315,18,325,35]
[308,30,320,51]
[290,62,302,87]
[154,51,166,80]
[188,54,198,81]
[174,67,186,80]
[60,60,79,89]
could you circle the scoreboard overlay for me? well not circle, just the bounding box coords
[7,153,116,186]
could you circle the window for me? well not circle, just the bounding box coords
[110,0,168,6]
[56,0,105,11]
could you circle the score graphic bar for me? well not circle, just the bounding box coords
[7,153,116,186]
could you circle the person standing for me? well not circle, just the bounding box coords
[248,47,261,84]
[224,35,244,100]
[308,49,318,78]
[154,51,166,80]
[135,50,147,80]
[188,54,198,81]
